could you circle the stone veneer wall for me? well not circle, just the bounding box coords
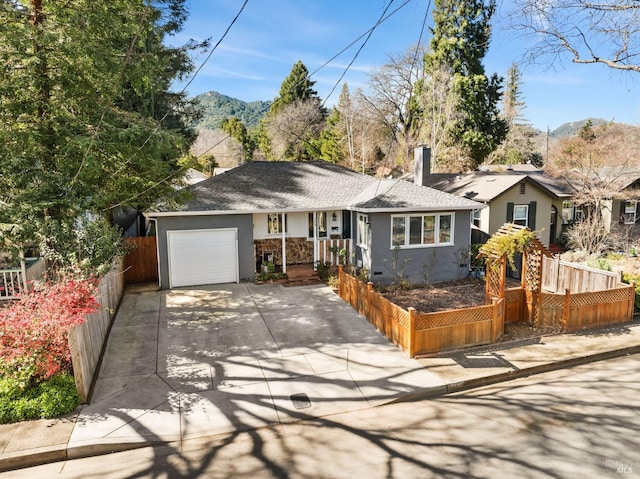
[254,237,314,268]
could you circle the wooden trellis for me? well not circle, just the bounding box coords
[480,224,552,324]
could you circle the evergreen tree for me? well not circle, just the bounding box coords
[423,0,507,169]
[489,63,540,165]
[310,107,344,163]
[0,0,200,251]
[221,117,254,161]
[336,83,357,167]
[269,60,321,115]
[260,61,326,160]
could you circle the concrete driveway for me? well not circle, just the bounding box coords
[67,283,444,454]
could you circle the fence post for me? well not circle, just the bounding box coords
[366,282,373,317]
[562,288,571,331]
[629,281,636,321]
[491,298,503,342]
[338,264,343,298]
[408,307,416,358]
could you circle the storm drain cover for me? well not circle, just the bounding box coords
[290,393,312,409]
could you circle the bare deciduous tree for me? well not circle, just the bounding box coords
[510,0,640,72]
[263,99,325,161]
[190,129,244,168]
[416,65,462,172]
[365,45,426,169]
[549,123,640,255]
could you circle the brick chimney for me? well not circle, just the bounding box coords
[414,146,431,186]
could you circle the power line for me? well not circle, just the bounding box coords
[272,0,415,161]
[104,0,250,203]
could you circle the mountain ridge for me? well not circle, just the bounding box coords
[191,91,628,140]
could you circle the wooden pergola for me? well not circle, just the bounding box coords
[480,224,553,324]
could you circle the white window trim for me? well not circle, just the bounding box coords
[308,211,329,239]
[357,213,369,248]
[267,213,287,235]
[390,213,455,249]
[624,200,637,225]
[513,205,528,227]
[472,209,481,228]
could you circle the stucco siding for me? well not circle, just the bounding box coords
[488,181,555,246]
[154,214,254,289]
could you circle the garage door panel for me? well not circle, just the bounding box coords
[168,229,238,288]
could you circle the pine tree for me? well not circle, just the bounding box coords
[0,0,200,250]
[221,117,254,161]
[260,61,326,160]
[489,63,540,165]
[269,60,321,115]
[422,0,507,169]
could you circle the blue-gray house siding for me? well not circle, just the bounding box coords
[154,214,254,289]
[355,210,472,285]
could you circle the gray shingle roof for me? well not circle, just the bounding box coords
[422,171,573,202]
[351,179,482,211]
[149,161,481,215]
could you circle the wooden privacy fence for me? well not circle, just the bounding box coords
[338,266,504,356]
[541,256,621,293]
[68,259,125,402]
[537,284,634,331]
[123,236,158,283]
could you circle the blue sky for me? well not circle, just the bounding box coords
[170,0,640,132]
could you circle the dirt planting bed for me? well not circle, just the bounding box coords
[377,279,561,342]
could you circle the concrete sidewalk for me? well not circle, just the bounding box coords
[1,283,639,473]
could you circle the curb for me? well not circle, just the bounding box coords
[389,344,640,404]
[3,345,639,473]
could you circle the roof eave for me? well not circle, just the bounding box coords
[348,205,484,214]
[145,205,349,217]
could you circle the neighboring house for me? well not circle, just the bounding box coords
[549,166,640,236]
[593,167,640,234]
[146,155,483,289]
[114,168,209,238]
[419,155,573,247]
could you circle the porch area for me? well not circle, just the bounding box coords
[0,257,47,301]
[254,237,350,274]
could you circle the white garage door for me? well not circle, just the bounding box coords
[167,228,238,288]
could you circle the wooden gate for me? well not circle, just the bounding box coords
[123,236,158,283]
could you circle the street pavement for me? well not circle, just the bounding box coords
[1,283,640,474]
[3,354,639,478]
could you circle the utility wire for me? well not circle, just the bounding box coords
[112,0,249,176]
[102,0,249,209]
[274,0,413,160]
[372,0,432,199]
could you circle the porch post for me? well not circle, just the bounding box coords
[313,211,318,267]
[282,212,287,274]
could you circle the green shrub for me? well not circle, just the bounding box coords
[0,373,79,424]
[586,257,612,271]
[622,273,640,312]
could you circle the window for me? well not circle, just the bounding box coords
[308,212,328,238]
[513,205,528,227]
[391,213,454,248]
[358,214,370,246]
[267,213,287,234]
[562,201,574,224]
[562,201,585,223]
[624,201,637,225]
[472,209,481,228]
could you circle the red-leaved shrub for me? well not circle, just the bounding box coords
[0,279,99,384]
